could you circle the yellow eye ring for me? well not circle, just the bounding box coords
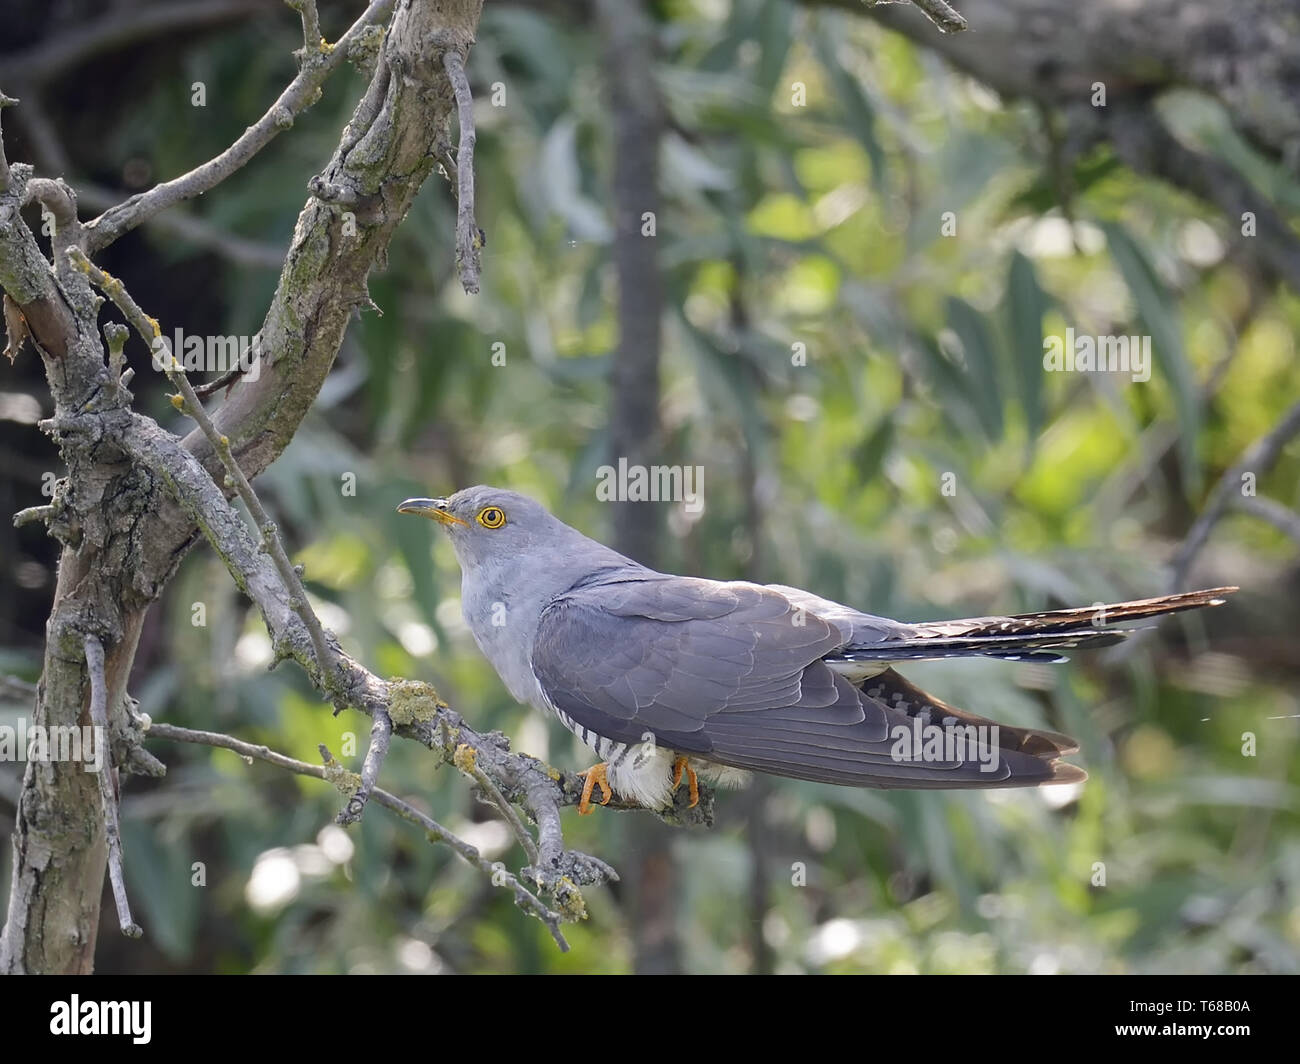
[476,506,506,529]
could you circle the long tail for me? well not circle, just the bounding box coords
[831,587,1237,666]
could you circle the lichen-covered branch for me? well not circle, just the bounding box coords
[65,246,343,690]
[145,722,569,950]
[337,709,392,826]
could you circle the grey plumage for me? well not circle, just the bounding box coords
[398,486,1235,808]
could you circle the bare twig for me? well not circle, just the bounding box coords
[337,708,392,825]
[0,674,37,701]
[287,0,323,64]
[83,0,397,253]
[453,743,540,866]
[865,0,966,33]
[83,635,142,939]
[193,364,248,397]
[143,721,569,949]
[442,48,481,294]
[9,90,282,268]
[1235,494,1300,549]
[22,178,76,230]
[0,92,17,194]
[66,247,341,691]
[1168,399,1300,591]
[13,505,57,528]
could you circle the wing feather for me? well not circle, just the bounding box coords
[531,577,1081,788]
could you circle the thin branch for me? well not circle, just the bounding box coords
[83,635,142,939]
[144,721,569,950]
[453,743,540,866]
[22,177,81,248]
[13,505,57,528]
[442,48,481,294]
[83,0,397,253]
[865,0,966,34]
[8,93,283,269]
[287,0,322,63]
[1235,494,1300,549]
[191,365,246,398]
[1168,399,1300,591]
[0,674,37,701]
[337,708,392,825]
[0,91,17,194]
[66,246,341,692]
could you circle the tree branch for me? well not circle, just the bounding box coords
[867,0,966,34]
[337,709,391,826]
[0,674,37,701]
[1168,399,1300,591]
[145,722,570,950]
[0,92,17,194]
[82,0,397,253]
[83,635,141,939]
[1234,494,1300,550]
[65,246,343,691]
[453,743,540,867]
[441,47,482,294]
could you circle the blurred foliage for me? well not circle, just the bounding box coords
[2,0,1299,974]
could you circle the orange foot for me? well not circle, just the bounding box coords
[672,756,700,809]
[577,762,613,815]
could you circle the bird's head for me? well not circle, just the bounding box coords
[396,486,578,576]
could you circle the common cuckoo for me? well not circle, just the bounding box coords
[399,487,1234,814]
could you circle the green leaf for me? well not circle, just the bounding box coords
[1102,222,1201,493]
[1005,251,1049,450]
[812,26,887,194]
[122,821,201,962]
[946,297,1003,441]
[852,416,894,481]
[755,0,795,96]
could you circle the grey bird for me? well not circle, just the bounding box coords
[398,487,1235,814]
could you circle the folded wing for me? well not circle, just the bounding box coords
[531,577,1084,789]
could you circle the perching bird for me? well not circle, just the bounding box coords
[398,487,1234,814]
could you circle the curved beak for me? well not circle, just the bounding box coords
[396,497,468,527]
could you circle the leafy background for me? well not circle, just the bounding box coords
[1,0,1297,974]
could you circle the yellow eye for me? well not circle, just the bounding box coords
[476,506,506,529]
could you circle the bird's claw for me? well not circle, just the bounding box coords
[577,762,613,815]
[672,756,699,809]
